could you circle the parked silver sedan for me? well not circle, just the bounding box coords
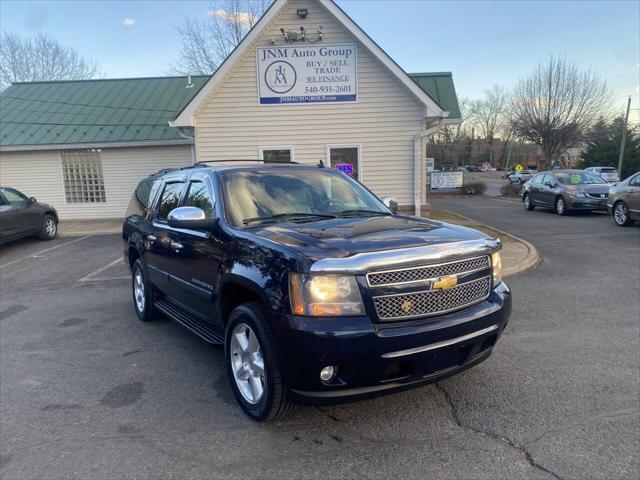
[607,172,640,226]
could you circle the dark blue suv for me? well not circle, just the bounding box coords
[123,161,511,421]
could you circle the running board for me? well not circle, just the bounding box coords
[154,298,224,345]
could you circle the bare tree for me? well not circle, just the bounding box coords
[469,85,511,165]
[428,98,473,168]
[0,32,101,90]
[510,56,610,170]
[170,0,269,75]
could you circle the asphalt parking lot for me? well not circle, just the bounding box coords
[1,198,639,480]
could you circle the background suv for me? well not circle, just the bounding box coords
[585,166,620,183]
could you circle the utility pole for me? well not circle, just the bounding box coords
[618,96,631,176]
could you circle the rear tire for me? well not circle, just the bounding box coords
[523,193,535,211]
[38,214,57,240]
[132,259,159,322]
[555,197,568,216]
[225,302,294,422]
[613,201,632,226]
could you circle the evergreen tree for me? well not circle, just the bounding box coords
[579,116,640,179]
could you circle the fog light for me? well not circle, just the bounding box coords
[320,366,337,382]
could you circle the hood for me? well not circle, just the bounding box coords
[566,183,610,195]
[250,215,491,261]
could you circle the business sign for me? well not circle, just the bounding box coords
[257,44,357,105]
[335,163,354,176]
[431,172,463,189]
[426,158,435,173]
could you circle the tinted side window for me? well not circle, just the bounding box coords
[532,174,543,185]
[630,175,640,186]
[184,181,214,218]
[0,188,28,205]
[156,183,184,221]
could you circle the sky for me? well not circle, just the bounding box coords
[1,0,638,122]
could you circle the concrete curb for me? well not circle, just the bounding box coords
[60,229,121,238]
[435,209,542,278]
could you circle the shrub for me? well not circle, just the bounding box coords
[500,183,523,197]
[462,181,487,195]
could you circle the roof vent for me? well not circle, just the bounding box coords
[186,75,194,89]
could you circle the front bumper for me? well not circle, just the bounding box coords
[566,196,608,210]
[271,282,512,405]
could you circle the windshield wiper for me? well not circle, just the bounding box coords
[336,209,392,217]
[242,212,337,226]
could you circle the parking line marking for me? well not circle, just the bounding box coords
[0,236,90,269]
[78,257,124,282]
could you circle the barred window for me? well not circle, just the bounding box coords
[60,150,106,203]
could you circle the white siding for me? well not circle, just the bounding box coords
[0,145,192,220]
[193,0,424,204]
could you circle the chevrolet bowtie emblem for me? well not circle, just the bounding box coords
[432,275,458,291]
[401,299,413,313]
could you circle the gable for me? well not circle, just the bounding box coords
[172,0,444,126]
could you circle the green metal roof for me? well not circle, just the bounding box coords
[409,72,462,120]
[0,71,460,149]
[0,76,209,149]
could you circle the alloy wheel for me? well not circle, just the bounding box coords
[614,203,628,225]
[230,323,265,404]
[133,269,145,313]
[45,218,56,237]
[556,198,565,215]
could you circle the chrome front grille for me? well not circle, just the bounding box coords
[373,276,492,321]
[586,193,608,199]
[366,256,490,287]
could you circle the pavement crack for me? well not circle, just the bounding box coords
[434,382,563,480]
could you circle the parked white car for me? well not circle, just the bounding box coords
[585,166,620,183]
[508,170,532,184]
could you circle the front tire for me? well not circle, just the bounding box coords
[38,214,57,240]
[225,302,294,421]
[524,193,535,211]
[132,259,158,322]
[613,201,632,226]
[555,197,568,216]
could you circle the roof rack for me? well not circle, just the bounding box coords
[195,159,300,166]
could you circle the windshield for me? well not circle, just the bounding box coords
[555,172,607,185]
[220,168,390,227]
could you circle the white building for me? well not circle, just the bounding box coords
[0,0,460,220]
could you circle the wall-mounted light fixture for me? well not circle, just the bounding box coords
[296,8,308,19]
[277,25,323,44]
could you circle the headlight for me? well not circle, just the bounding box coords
[568,191,586,198]
[491,251,502,286]
[289,274,364,316]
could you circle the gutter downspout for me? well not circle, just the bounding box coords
[177,127,196,165]
[414,116,447,216]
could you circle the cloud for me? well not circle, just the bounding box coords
[122,17,136,27]
[207,9,255,27]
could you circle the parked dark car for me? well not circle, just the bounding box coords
[607,171,640,226]
[0,187,58,245]
[522,170,610,215]
[123,161,511,421]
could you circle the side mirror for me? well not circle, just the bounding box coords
[380,195,399,213]
[29,196,37,204]
[168,206,215,231]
